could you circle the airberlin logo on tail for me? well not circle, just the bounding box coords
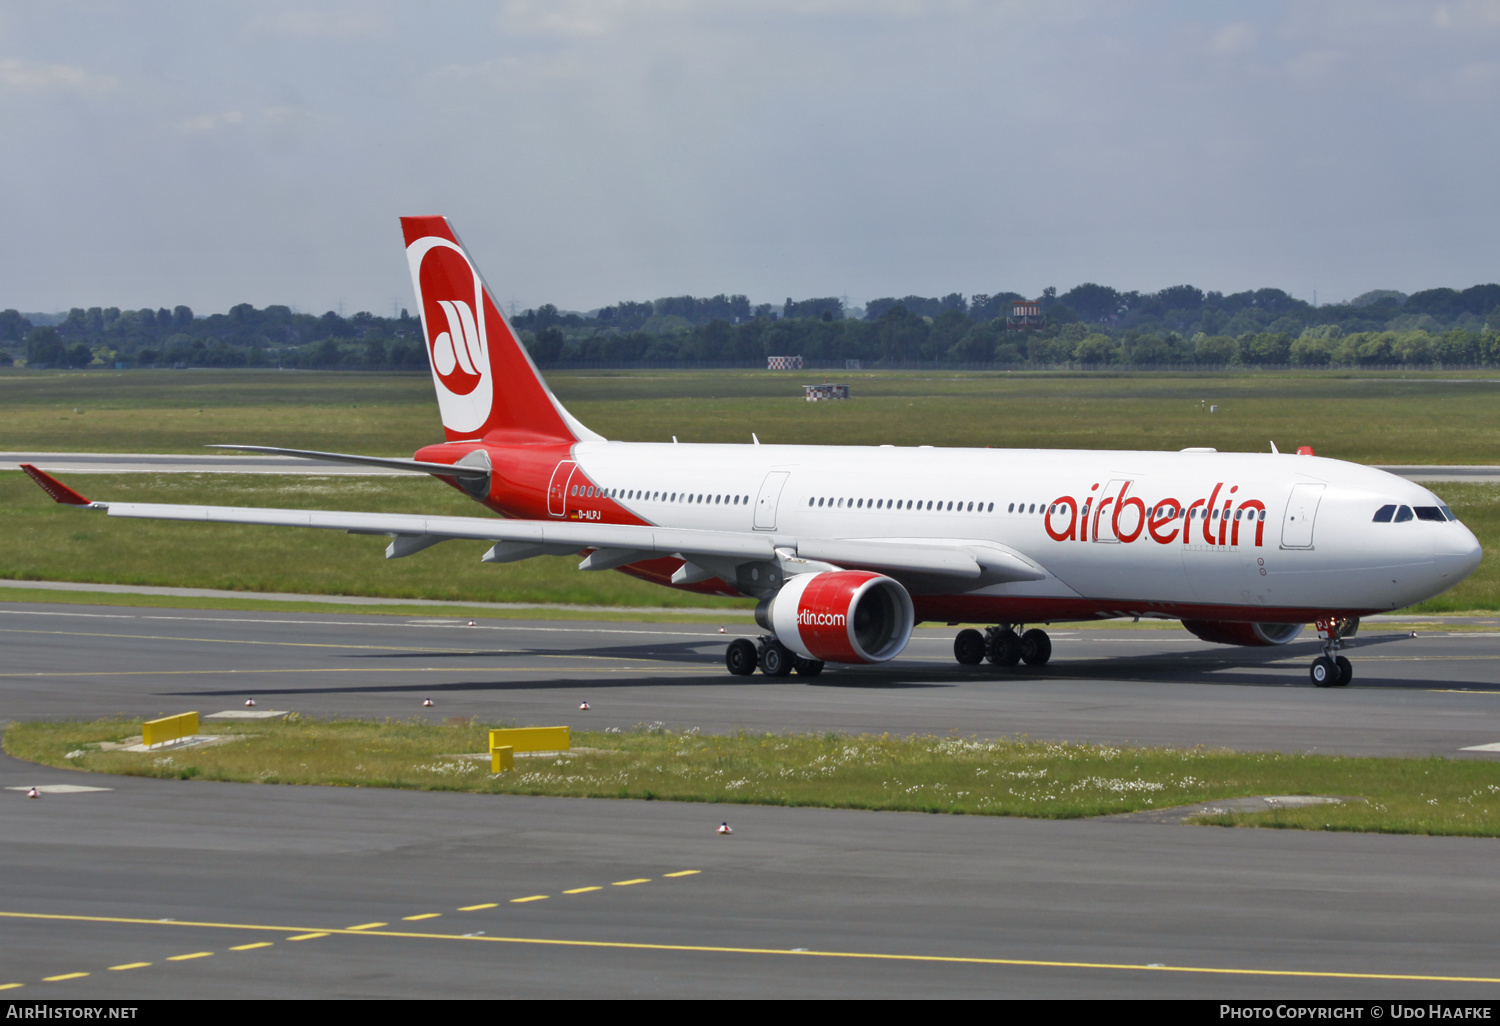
[1044,480,1268,547]
[405,233,496,436]
[798,610,846,627]
[419,246,488,398]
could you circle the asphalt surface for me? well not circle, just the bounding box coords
[4,601,1500,998]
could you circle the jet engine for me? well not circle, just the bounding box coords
[1179,620,1304,647]
[756,570,915,664]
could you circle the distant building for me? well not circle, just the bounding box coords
[1007,301,1045,330]
[804,383,850,401]
[767,355,803,370]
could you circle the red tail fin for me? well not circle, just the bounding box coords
[400,217,596,445]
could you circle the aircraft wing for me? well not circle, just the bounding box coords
[18,465,1047,583]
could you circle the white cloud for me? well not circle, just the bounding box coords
[0,57,110,94]
[177,110,244,133]
[244,10,392,41]
[1205,21,1257,56]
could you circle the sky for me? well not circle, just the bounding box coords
[1,0,1497,316]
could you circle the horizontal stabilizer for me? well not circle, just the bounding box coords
[208,445,491,479]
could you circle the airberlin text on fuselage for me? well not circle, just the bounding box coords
[1045,481,1269,547]
[798,610,846,627]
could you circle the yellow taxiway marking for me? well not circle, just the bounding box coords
[510,896,549,903]
[288,933,328,941]
[108,962,151,971]
[402,914,441,921]
[229,942,273,951]
[612,879,651,887]
[346,922,387,930]
[0,984,23,990]
[458,904,498,911]
[6,910,1500,984]
[167,952,213,961]
[663,871,701,878]
[43,973,89,981]
[563,887,601,895]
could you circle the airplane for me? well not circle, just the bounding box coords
[20,216,1484,687]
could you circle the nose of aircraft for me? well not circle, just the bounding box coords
[1434,521,1484,586]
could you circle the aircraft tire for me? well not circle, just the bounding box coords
[1020,629,1052,666]
[725,638,758,676]
[954,629,986,665]
[1310,656,1339,687]
[988,629,1022,667]
[761,640,796,677]
[793,657,825,676]
[1335,656,1353,687]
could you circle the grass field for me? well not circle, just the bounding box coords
[5,367,1500,463]
[11,718,1500,837]
[3,368,1498,609]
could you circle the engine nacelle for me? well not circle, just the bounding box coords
[1180,620,1304,647]
[757,571,915,664]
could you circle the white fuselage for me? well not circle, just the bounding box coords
[563,441,1481,620]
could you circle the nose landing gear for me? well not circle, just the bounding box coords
[1310,618,1355,687]
[953,625,1052,668]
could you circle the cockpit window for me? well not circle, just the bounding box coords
[1372,504,1395,523]
[1414,506,1446,522]
[1393,505,1414,523]
[1441,505,1458,522]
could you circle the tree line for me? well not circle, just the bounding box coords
[3,281,1498,371]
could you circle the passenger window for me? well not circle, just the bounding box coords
[1008,503,1014,513]
[1394,505,1414,522]
[1372,504,1396,523]
[1414,506,1445,522]
[987,503,994,512]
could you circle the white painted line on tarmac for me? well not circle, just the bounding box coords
[1459,742,1500,752]
[5,785,112,794]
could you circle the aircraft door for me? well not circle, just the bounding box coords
[547,460,578,517]
[1091,479,1135,542]
[753,471,790,530]
[1280,483,1325,549]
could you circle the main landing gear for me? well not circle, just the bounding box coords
[954,626,1052,668]
[725,637,824,678]
[1310,617,1357,688]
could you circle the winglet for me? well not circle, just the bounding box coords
[19,464,93,506]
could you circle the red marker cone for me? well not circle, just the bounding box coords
[422,698,434,707]
[579,702,590,710]
[245,698,256,707]
[26,787,39,799]
[717,822,732,835]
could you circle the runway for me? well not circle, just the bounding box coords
[4,600,1500,998]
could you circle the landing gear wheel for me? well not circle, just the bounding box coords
[988,629,1022,667]
[760,640,795,677]
[954,629,986,666]
[793,657,825,677]
[1310,656,1339,687]
[1334,655,1352,687]
[725,638,758,676]
[1019,629,1052,666]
